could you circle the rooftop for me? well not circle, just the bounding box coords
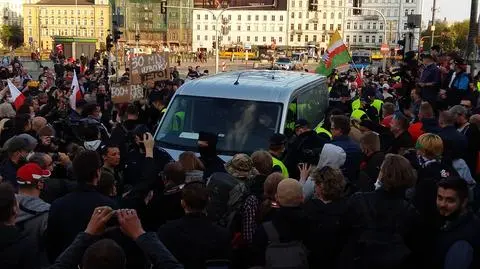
[34,0,96,5]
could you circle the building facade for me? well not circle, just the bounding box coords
[343,0,422,49]
[0,0,23,27]
[23,0,111,51]
[192,9,288,51]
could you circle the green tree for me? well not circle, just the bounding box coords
[421,20,470,53]
[0,24,24,49]
[451,20,469,52]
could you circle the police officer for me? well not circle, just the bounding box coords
[269,134,289,177]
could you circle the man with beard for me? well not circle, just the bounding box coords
[197,132,225,179]
[432,177,480,269]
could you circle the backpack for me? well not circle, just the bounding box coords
[355,195,411,269]
[263,221,309,269]
[206,172,249,230]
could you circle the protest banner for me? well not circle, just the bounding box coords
[130,53,169,84]
[111,84,144,104]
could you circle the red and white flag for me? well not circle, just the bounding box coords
[7,79,25,110]
[69,70,83,110]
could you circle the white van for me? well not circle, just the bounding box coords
[155,70,328,159]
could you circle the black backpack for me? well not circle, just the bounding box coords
[355,194,411,269]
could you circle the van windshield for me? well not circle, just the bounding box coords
[155,95,283,155]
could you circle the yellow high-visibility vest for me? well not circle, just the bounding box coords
[314,126,332,139]
[351,109,368,121]
[352,98,361,111]
[272,157,289,178]
[372,99,384,115]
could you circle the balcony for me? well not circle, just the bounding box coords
[363,15,380,21]
[292,29,303,34]
[309,18,318,23]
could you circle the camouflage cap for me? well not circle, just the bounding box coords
[225,153,258,179]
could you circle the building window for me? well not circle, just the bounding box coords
[204,35,208,40]
[314,23,317,30]
[372,35,376,43]
[329,24,333,30]
[323,12,326,19]
[279,36,282,43]
[373,22,377,29]
[379,23,383,30]
[248,15,251,21]
[330,12,334,19]
[404,23,407,30]
[237,36,241,42]
[197,24,200,30]
[305,35,308,42]
[379,35,383,43]
[264,15,267,21]
[337,24,341,30]
[263,36,266,42]
[346,22,350,29]
[366,36,370,43]
[313,35,317,41]
[238,15,241,20]
[322,35,326,42]
[299,0,302,7]
[306,12,309,19]
[404,9,408,16]
[346,35,350,42]
[71,19,74,25]
[297,34,301,41]
[353,22,357,29]
[322,24,326,30]
[272,15,275,21]
[411,9,414,14]
[237,25,241,31]
[228,15,231,20]
[299,12,302,19]
[255,15,259,21]
[353,35,356,43]
[280,15,283,21]
[255,36,258,42]
[279,26,283,31]
[305,24,309,30]
[359,23,363,30]
[291,12,294,19]
[196,35,200,40]
[205,14,208,20]
[290,24,294,30]
[338,12,342,19]
[204,25,208,30]
[247,36,250,41]
[292,0,295,7]
[247,25,251,31]
[290,35,294,42]
[298,24,301,30]
[359,35,363,42]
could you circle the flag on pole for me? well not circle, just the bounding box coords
[69,70,82,110]
[7,79,25,110]
[355,67,364,87]
[316,31,351,76]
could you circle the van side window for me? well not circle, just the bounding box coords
[284,98,297,137]
[297,84,328,129]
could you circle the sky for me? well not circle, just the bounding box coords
[422,0,472,23]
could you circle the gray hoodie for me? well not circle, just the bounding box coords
[302,144,347,201]
[15,194,50,268]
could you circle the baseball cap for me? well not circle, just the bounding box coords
[17,163,51,185]
[294,119,310,129]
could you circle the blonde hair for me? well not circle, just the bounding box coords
[416,133,443,159]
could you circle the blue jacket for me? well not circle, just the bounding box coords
[331,135,362,182]
[451,72,470,91]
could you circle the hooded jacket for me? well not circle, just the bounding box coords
[302,144,346,201]
[15,194,50,268]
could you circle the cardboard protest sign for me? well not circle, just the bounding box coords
[130,53,169,84]
[111,84,144,104]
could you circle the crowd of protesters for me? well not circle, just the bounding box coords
[0,45,480,269]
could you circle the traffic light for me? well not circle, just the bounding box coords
[212,41,216,48]
[106,32,113,51]
[353,0,362,15]
[161,1,167,14]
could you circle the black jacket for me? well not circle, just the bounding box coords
[0,224,36,269]
[459,123,480,176]
[251,207,309,267]
[200,155,226,179]
[48,232,184,269]
[358,151,386,192]
[46,184,117,262]
[284,130,327,179]
[303,199,349,269]
[439,126,468,160]
[143,184,185,231]
[157,213,231,269]
[387,131,414,155]
[339,189,424,269]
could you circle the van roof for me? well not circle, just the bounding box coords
[176,70,326,103]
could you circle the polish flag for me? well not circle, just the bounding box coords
[355,67,364,88]
[7,80,25,110]
[69,70,83,110]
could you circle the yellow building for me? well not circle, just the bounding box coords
[23,0,111,52]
